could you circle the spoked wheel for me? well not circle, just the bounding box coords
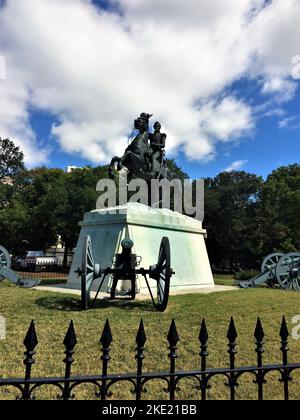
[0,246,11,282]
[275,253,300,291]
[81,235,100,310]
[149,237,172,312]
[261,252,284,287]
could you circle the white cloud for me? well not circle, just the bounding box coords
[0,66,49,166]
[0,0,299,166]
[199,97,254,141]
[279,116,300,130]
[0,55,5,80]
[249,0,300,75]
[291,55,300,79]
[261,77,297,102]
[225,159,248,172]
[263,108,286,118]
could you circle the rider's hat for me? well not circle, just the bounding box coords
[140,113,153,121]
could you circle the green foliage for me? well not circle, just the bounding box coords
[204,165,300,271]
[0,137,24,181]
[59,166,108,261]
[17,167,66,250]
[234,270,259,281]
[0,195,29,254]
[0,164,108,261]
[165,158,189,181]
[259,164,300,253]
[204,170,263,271]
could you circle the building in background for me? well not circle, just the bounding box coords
[66,166,82,173]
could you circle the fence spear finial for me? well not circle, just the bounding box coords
[280,316,289,342]
[199,318,208,345]
[254,317,265,343]
[167,319,179,347]
[63,320,77,351]
[23,320,38,351]
[227,317,237,343]
[100,319,113,348]
[136,319,147,348]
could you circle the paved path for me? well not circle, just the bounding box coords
[35,284,239,301]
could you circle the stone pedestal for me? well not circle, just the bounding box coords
[68,203,214,292]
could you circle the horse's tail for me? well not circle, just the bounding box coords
[108,156,121,179]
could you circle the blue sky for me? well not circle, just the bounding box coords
[29,80,300,180]
[1,0,300,179]
[179,85,300,179]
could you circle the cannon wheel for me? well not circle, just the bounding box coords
[261,252,284,287]
[0,246,11,282]
[81,236,97,310]
[275,253,300,291]
[150,237,171,312]
[261,253,284,272]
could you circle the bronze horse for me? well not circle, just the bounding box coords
[108,113,173,183]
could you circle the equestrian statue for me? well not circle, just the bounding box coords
[108,113,174,182]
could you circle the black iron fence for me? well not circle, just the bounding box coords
[0,317,299,400]
[10,271,233,287]
[13,270,68,284]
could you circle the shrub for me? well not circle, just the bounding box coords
[234,270,259,281]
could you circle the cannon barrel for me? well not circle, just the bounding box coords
[121,238,134,250]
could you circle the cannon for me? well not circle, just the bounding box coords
[0,245,40,288]
[238,252,300,290]
[76,236,175,311]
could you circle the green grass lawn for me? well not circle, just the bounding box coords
[1,281,300,400]
[213,274,236,286]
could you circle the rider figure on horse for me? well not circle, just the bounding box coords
[149,121,167,176]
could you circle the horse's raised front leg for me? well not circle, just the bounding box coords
[108,156,121,179]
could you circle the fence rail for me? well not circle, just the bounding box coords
[13,270,68,283]
[0,317,299,400]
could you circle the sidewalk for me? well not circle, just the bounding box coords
[35,284,239,301]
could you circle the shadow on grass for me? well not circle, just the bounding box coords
[39,279,68,286]
[93,297,155,312]
[35,296,156,312]
[35,296,82,312]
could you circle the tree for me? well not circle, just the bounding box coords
[0,138,24,181]
[260,164,300,253]
[12,167,67,252]
[165,158,189,181]
[204,170,263,271]
[59,166,108,266]
[0,165,108,264]
[0,195,29,254]
[0,138,26,252]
